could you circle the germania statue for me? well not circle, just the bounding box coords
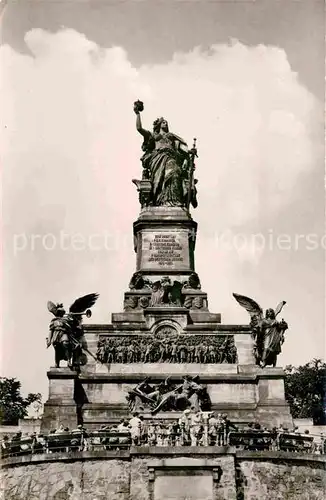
[133,100,198,208]
[46,293,99,369]
[233,293,288,368]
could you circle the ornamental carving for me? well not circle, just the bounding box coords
[124,296,139,310]
[124,291,207,311]
[96,334,238,364]
[154,325,178,337]
[126,271,206,311]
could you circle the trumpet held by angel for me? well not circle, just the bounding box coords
[47,293,99,368]
[233,293,288,368]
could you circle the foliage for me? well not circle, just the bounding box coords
[284,359,326,425]
[0,377,42,425]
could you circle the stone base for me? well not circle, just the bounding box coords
[256,403,293,428]
[78,365,292,429]
[41,361,293,431]
[41,402,78,433]
[40,368,79,433]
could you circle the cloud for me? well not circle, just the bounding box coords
[0,29,322,396]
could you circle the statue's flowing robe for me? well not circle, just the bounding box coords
[142,132,189,206]
[49,316,73,344]
[261,319,285,365]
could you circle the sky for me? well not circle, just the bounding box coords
[0,0,325,401]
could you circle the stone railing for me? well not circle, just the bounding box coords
[1,429,324,459]
[228,431,317,453]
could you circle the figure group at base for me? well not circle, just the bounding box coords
[126,375,211,415]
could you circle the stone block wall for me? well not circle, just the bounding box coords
[1,453,130,500]
[1,450,325,500]
[237,452,326,500]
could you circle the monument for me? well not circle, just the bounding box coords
[4,103,325,500]
[41,101,292,433]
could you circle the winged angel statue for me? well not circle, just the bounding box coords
[233,293,288,368]
[47,293,99,369]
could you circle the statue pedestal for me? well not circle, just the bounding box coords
[255,368,293,427]
[122,206,210,313]
[41,368,79,433]
[133,206,197,277]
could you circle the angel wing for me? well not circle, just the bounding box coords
[233,293,264,322]
[69,293,99,313]
[47,300,58,316]
[274,300,286,317]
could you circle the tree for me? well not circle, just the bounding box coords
[0,377,42,425]
[284,359,326,425]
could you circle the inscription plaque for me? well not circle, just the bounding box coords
[140,231,190,271]
[153,473,213,500]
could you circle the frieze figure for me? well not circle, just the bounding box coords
[47,293,99,369]
[144,342,154,363]
[233,293,288,367]
[219,336,239,364]
[133,100,198,208]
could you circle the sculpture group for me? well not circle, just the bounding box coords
[126,376,211,414]
[96,334,238,364]
[47,293,99,369]
[233,293,288,368]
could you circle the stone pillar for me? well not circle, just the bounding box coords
[41,368,78,433]
[256,368,293,428]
